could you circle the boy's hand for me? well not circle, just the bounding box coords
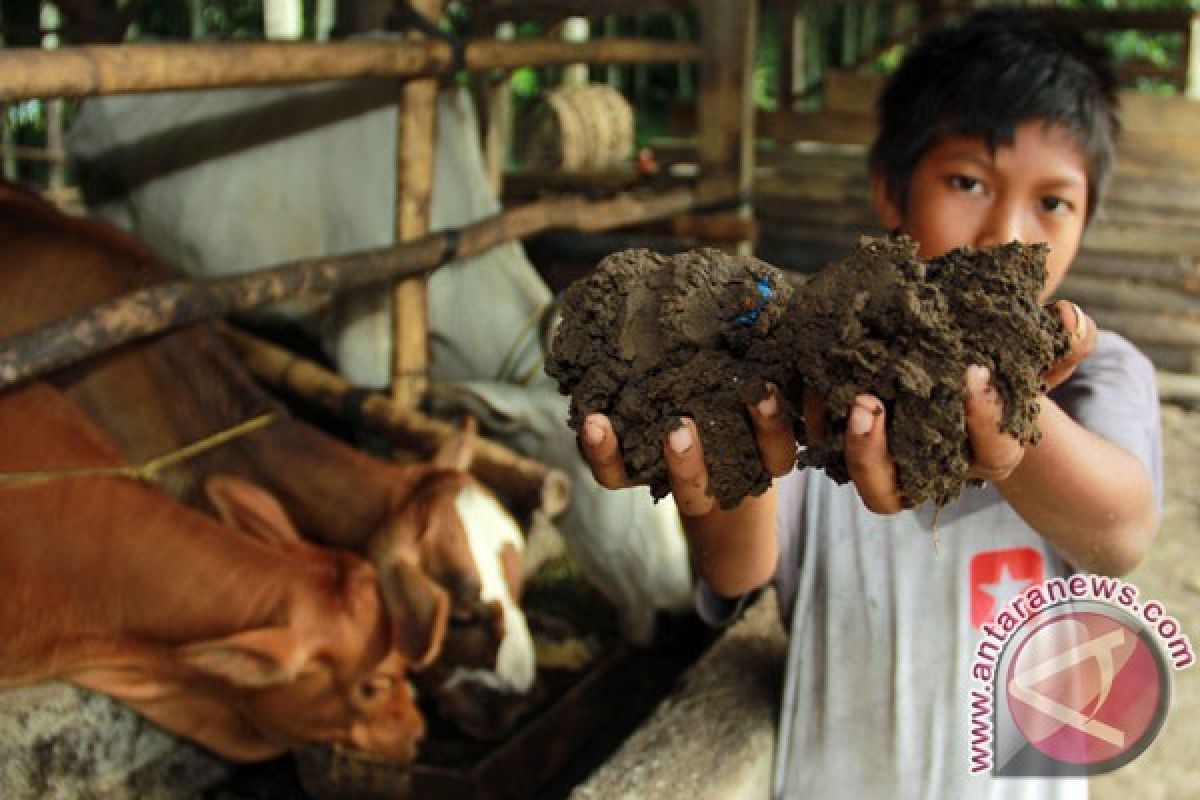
[579,384,797,518]
[827,392,906,514]
[1044,300,1097,389]
[836,301,1098,511]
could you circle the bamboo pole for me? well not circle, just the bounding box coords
[0,38,702,101]
[0,187,696,390]
[222,327,571,518]
[391,0,442,410]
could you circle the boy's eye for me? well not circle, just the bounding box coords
[948,174,983,193]
[1040,195,1075,215]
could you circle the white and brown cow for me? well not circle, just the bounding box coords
[0,381,439,762]
[69,80,696,646]
[0,180,535,744]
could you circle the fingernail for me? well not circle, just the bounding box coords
[583,417,605,446]
[668,421,693,454]
[756,385,778,418]
[966,365,990,393]
[849,405,874,436]
[1071,301,1088,341]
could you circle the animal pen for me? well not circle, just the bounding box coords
[0,2,760,798]
[3,1,1200,799]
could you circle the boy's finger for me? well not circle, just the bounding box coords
[580,413,631,489]
[844,394,905,514]
[749,383,799,477]
[1044,300,1096,389]
[963,366,1024,481]
[664,418,717,518]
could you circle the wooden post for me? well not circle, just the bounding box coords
[841,2,858,68]
[562,16,590,88]
[605,15,622,88]
[0,5,14,181]
[1189,12,1200,100]
[776,0,796,110]
[391,0,443,409]
[315,0,336,42]
[263,0,303,41]
[40,3,66,192]
[188,0,207,39]
[695,0,757,255]
[484,22,516,196]
[861,2,880,64]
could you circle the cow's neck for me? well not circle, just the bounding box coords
[0,479,346,682]
[61,325,405,553]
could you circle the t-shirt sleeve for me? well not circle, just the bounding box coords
[1049,330,1164,512]
[693,467,807,628]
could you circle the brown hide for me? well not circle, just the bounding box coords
[0,382,439,762]
[0,182,452,554]
[0,181,531,737]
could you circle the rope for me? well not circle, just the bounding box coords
[0,412,277,487]
[388,2,468,75]
[494,301,560,387]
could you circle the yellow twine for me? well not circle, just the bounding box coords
[0,412,277,487]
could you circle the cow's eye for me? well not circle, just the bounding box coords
[358,674,395,702]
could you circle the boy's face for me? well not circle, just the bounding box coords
[871,120,1089,301]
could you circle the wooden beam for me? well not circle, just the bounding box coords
[1156,369,1200,405]
[391,0,442,409]
[0,187,698,389]
[224,327,572,518]
[0,38,702,101]
[695,0,757,253]
[1024,8,1194,34]
[472,0,693,19]
[1190,13,1200,99]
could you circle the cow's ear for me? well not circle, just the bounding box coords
[380,559,450,670]
[205,475,302,547]
[178,627,311,688]
[431,415,477,472]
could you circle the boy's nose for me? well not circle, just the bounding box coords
[975,199,1024,249]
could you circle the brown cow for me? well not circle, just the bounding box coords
[0,381,442,762]
[0,181,536,739]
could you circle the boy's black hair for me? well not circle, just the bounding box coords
[868,8,1119,223]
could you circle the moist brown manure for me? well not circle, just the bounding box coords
[547,235,1070,510]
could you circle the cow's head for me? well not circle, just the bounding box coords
[177,477,449,763]
[371,424,539,739]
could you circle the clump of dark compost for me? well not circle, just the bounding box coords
[546,247,796,509]
[547,235,1070,511]
[793,235,1071,506]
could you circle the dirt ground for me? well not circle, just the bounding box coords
[1091,401,1200,799]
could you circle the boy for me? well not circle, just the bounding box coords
[579,9,1162,799]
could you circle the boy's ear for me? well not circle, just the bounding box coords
[869,172,904,231]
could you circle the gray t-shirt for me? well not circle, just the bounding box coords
[699,331,1162,800]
